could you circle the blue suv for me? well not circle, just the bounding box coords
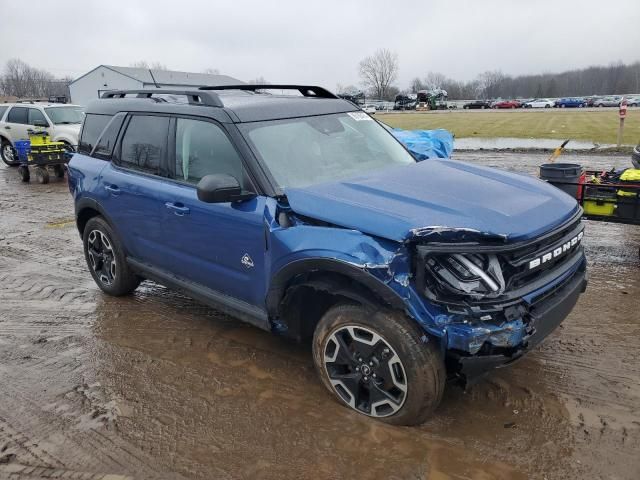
[68,85,587,425]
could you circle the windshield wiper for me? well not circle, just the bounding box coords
[58,121,80,124]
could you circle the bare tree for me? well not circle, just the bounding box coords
[248,76,269,85]
[358,49,398,100]
[410,77,424,93]
[0,58,62,98]
[423,72,447,90]
[336,83,359,94]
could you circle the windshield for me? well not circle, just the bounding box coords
[240,112,415,189]
[45,106,84,124]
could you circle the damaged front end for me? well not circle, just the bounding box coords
[273,189,586,386]
[411,213,587,384]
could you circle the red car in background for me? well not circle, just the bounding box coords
[492,99,521,109]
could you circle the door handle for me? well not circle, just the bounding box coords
[104,184,120,196]
[4,126,10,130]
[165,202,190,216]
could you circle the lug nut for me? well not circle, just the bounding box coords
[358,358,363,362]
[356,366,360,371]
[372,373,376,378]
[369,361,373,366]
[363,376,368,381]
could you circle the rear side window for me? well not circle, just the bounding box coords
[79,114,111,154]
[7,107,28,124]
[0,106,9,120]
[92,114,125,160]
[119,115,169,175]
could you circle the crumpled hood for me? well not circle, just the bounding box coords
[285,160,580,243]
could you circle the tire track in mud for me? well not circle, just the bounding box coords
[0,374,176,479]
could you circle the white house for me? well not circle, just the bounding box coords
[69,65,243,106]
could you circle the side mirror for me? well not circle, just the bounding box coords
[196,174,255,203]
[32,120,49,128]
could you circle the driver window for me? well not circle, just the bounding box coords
[175,118,246,186]
[28,108,48,126]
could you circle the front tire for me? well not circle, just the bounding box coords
[312,304,445,426]
[83,216,141,296]
[1,141,19,166]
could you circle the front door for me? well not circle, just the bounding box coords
[159,117,267,307]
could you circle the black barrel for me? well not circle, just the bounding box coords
[539,163,582,198]
[632,144,640,169]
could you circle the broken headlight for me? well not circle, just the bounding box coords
[424,253,506,300]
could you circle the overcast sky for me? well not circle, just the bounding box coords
[1,0,639,89]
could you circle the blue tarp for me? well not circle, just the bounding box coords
[391,128,454,160]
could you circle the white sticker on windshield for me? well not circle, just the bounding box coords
[347,111,373,121]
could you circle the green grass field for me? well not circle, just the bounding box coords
[379,110,640,145]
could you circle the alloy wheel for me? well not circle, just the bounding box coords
[323,325,407,417]
[87,230,117,286]
[3,144,16,163]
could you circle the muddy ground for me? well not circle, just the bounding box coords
[0,152,638,480]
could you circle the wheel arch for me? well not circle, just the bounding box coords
[51,135,76,150]
[266,258,407,342]
[75,197,117,238]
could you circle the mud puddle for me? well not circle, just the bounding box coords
[454,137,627,151]
[1,153,639,479]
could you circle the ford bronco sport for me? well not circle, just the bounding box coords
[68,85,587,425]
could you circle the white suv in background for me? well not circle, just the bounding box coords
[0,102,84,166]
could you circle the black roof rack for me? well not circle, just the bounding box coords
[100,89,223,107]
[198,84,338,99]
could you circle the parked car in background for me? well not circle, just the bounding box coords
[522,98,555,108]
[625,96,640,107]
[584,96,599,107]
[594,96,621,107]
[462,100,492,109]
[362,104,377,114]
[492,99,521,109]
[0,103,84,166]
[554,97,586,108]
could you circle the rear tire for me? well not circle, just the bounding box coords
[53,164,65,178]
[312,304,445,426]
[18,166,30,182]
[83,216,141,296]
[35,167,49,184]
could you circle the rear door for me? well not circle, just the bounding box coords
[99,114,172,267]
[3,106,31,143]
[158,117,267,306]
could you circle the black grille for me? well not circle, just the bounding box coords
[498,217,584,292]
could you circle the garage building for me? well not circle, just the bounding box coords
[69,65,242,106]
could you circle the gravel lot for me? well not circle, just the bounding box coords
[0,152,638,480]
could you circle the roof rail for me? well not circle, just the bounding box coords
[198,84,338,99]
[100,89,223,107]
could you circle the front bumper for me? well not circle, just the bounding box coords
[451,259,587,383]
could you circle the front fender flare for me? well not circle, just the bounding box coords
[265,257,407,318]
